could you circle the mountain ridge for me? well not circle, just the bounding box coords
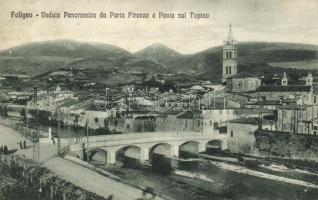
[0,40,318,82]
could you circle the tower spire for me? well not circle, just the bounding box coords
[227,24,234,43]
[222,24,238,83]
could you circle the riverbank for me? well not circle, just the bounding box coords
[202,157,318,189]
[0,154,108,200]
[96,156,318,200]
[0,118,161,200]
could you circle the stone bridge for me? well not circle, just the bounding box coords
[68,132,227,164]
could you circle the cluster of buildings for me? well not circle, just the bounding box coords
[2,24,318,155]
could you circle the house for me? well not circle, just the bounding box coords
[107,111,157,133]
[226,117,275,154]
[226,72,261,93]
[276,104,318,135]
[156,111,202,132]
[202,108,274,135]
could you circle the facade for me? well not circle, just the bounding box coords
[222,24,238,83]
[156,111,202,132]
[226,72,261,93]
[202,109,235,135]
[277,104,318,135]
[107,111,157,133]
[226,117,275,154]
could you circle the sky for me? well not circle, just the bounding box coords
[0,0,317,54]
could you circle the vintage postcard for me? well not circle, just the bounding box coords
[0,0,318,199]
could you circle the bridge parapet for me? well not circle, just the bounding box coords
[69,132,227,152]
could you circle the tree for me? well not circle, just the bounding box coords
[0,93,9,117]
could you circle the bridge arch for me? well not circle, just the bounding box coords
[179,141,200,152]
[149,143,174,159]
[86,148,107,165]
[205,139,227,153]
[115,145,142,165]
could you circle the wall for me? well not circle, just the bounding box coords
[255,130,318,161]
[227,123,257,154]
[227,122,275,154]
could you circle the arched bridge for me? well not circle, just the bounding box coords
[68,132,227,164]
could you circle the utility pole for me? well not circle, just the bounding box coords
[105,88,109,130]
[86,119,89,147]
[280,96,284,132]
[56,107,63,155]
[33,86,40,162]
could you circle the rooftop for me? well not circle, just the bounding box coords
[227,117,273,125]
[176,111,202,119]
[233,108,274,115]
[257,85,312,92]
[227,72,259,79]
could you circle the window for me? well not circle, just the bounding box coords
[226,66,228,75]
[126,124,130,129]
[214,122,219,129]
[237,82,242,89]
[230,131,233,137]
[210,120,212,126]
[229,67,232,74]
[229,51,232,58]
[283,111,287,118]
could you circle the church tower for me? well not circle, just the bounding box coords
[222,24,238,83]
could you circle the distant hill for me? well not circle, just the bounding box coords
[0,39,131,58]
[135,43,184,69]
[0,40,133,76]
[136,42,318,82]
[1,40,318,83]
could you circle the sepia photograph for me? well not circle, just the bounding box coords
[0,0,318,199]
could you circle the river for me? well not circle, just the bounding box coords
[3,118,318,199]
[93,152,318,200]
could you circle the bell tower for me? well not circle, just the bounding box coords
[281,72,288,86]
[222,24,238,83]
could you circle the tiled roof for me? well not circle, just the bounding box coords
[227,117,273,125]
[176,111,202,119]
[227,72,259,79]
[157,110,182,118]
[233,108,273,115]
[257,85,311,92]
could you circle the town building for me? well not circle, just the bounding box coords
[226,117,275,154]
[107,111,157,133]
[226,72,261,93]
[276,104,318,135]
[156,111,202,132]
